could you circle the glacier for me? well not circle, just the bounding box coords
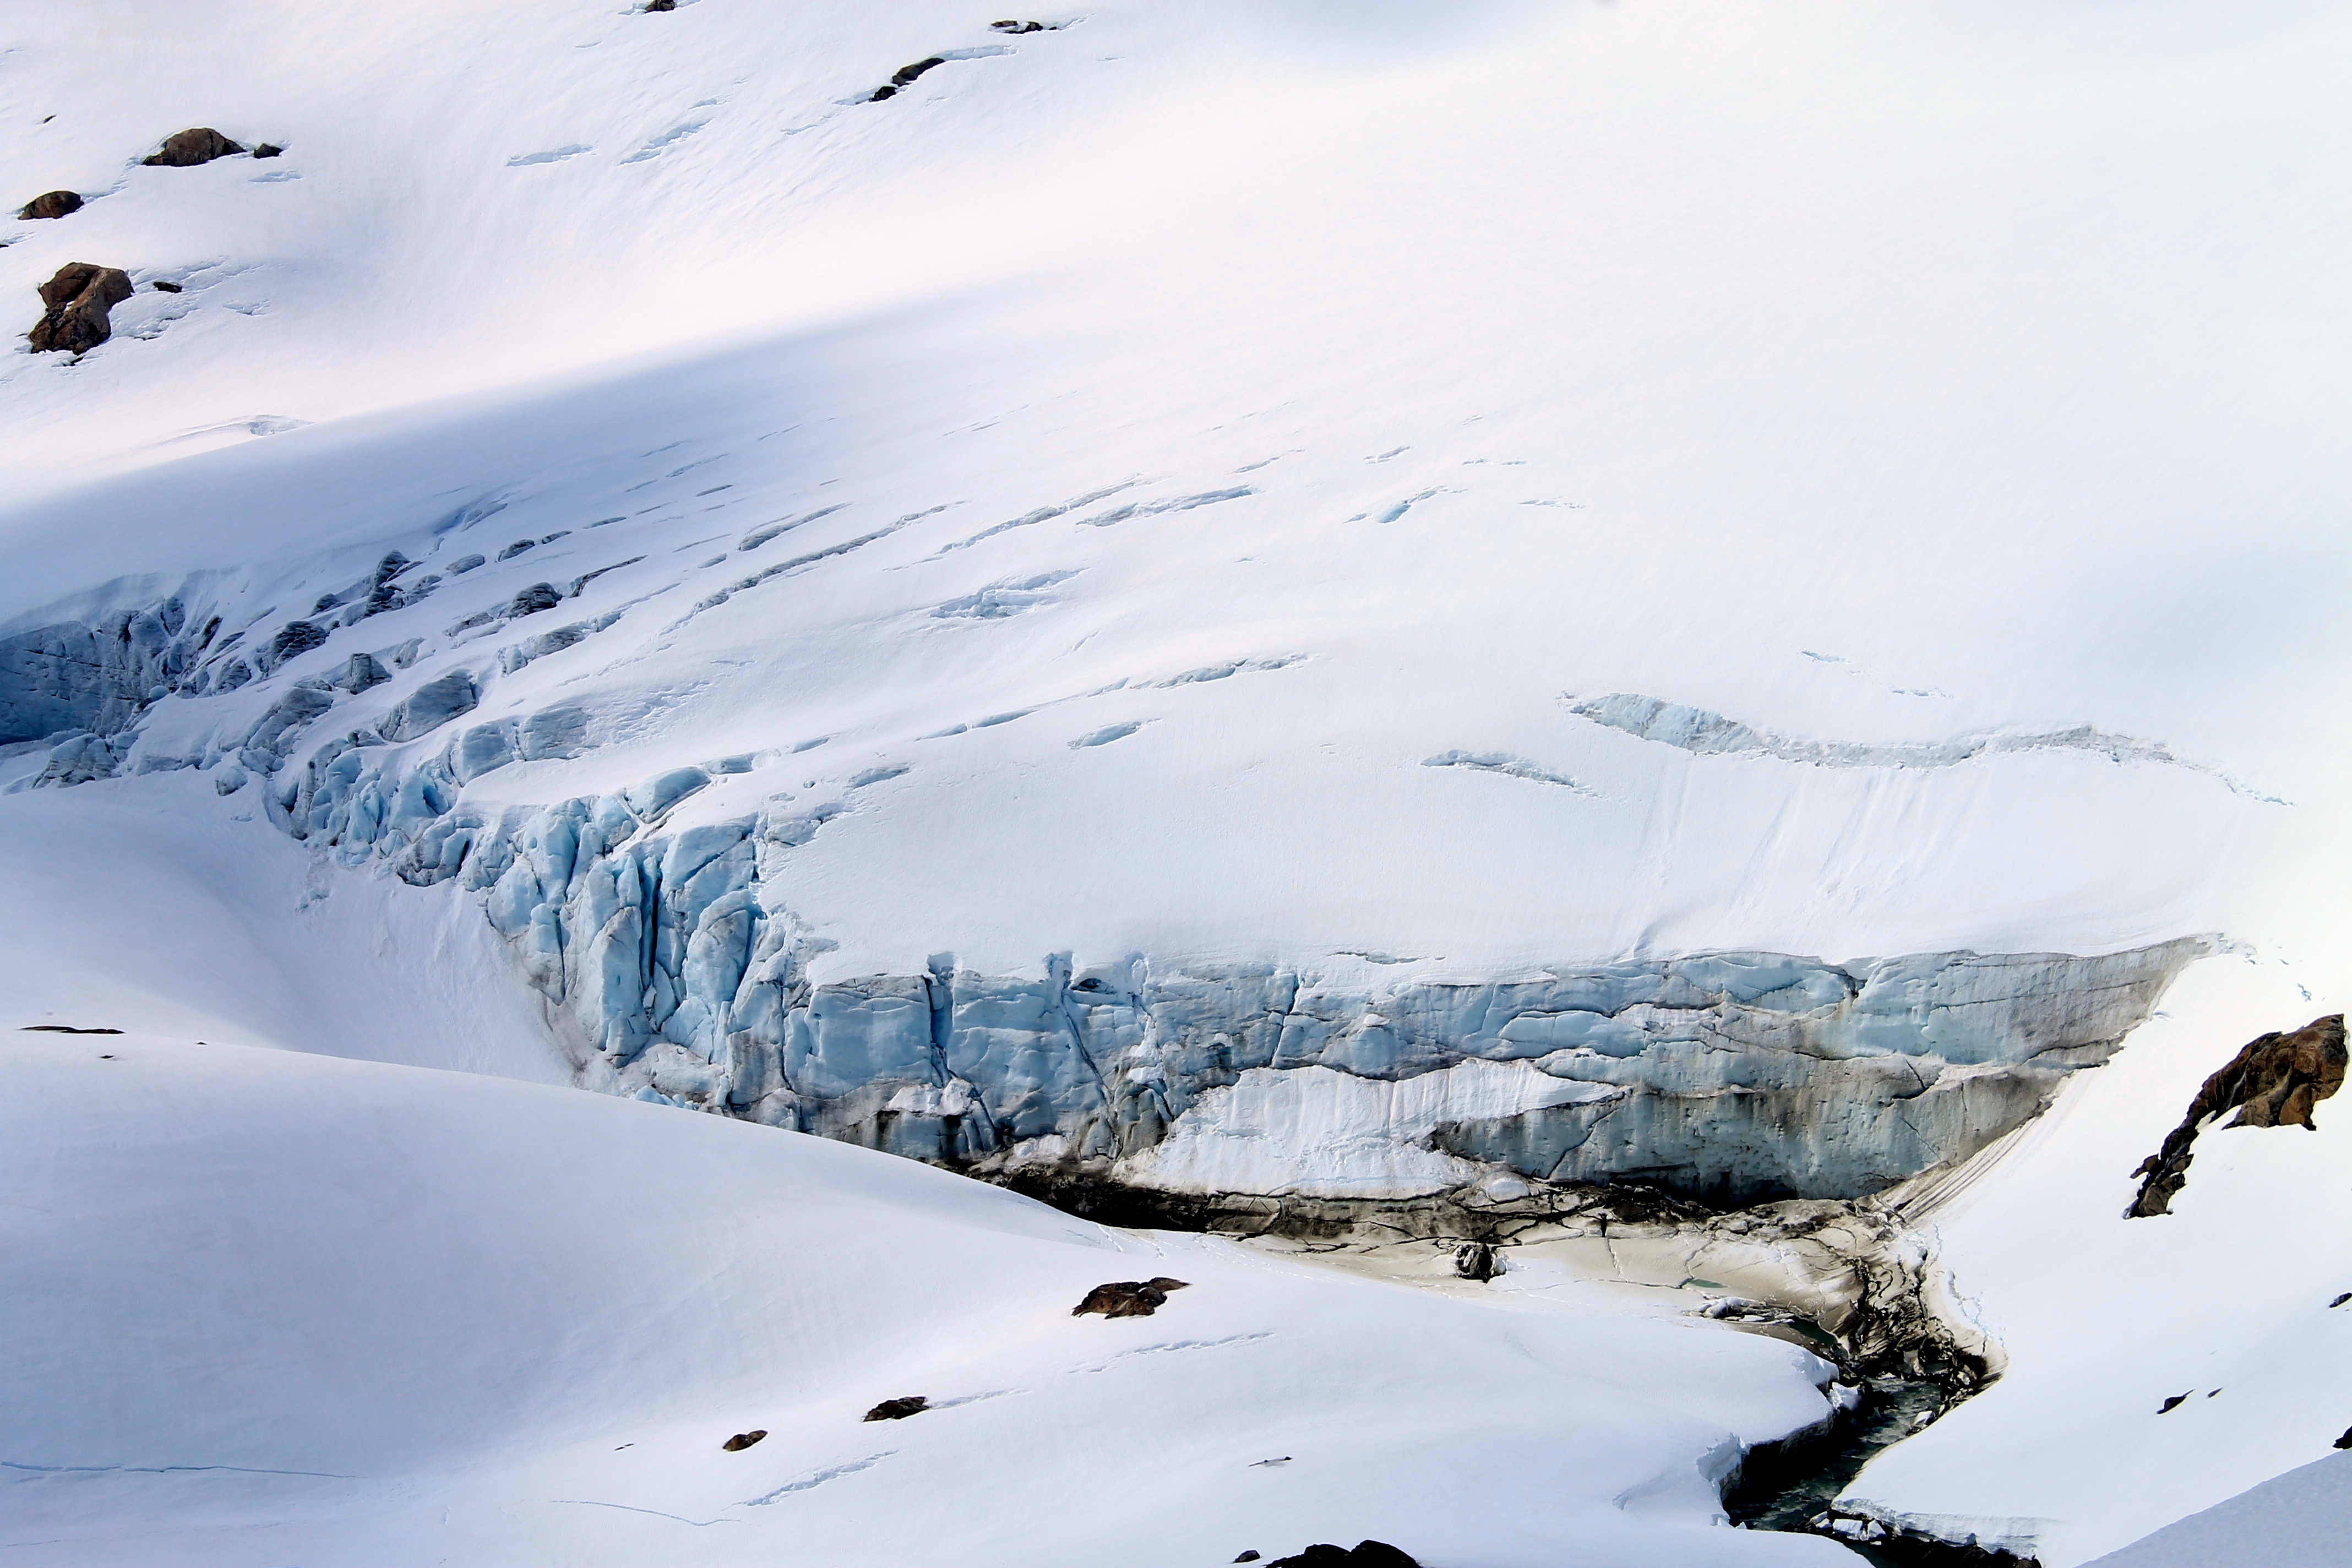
[4,2,2348,1565]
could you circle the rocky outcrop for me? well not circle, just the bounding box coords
[29,263,133,353]
[721,1429,765,1451]
[18,190,83,220]
[872,58,946,100]
[1268,1544,1419,1568]
[1072,1278,1188,1317]
[142,128,243,166]
[863,1396,928,1421]
[2125,1014,2346,1217]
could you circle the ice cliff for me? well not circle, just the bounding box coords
[0,582,2204,1205]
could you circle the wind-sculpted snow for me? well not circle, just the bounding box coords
[1567,693,2283,802]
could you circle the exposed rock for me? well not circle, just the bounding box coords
[1235,1555,1261,1564]
[872,58,946,101]
[1452,1240,1499,1281]
[992,20,1050,34]
[509,582,563,617]
[2158,1393,2188,1414]
[497,538,537,561]
[142,128,244,166]
[251,143,284,159]
[2336,1427,2351,1451]
[151,280,182,293]
[863,1396,929,1422]
[20,1025,123,1035]
[1072,1277,1189,1318]
[1267,1543,1419,1568]
[2125,1015,2346,1217]
[721,1429,765,1451]
[2331,1293,2349,1309]
[18,190,83,220]
[449,553,487,574]
[645,0,676,10]
[28,263,133,353]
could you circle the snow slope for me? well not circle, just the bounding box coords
[3,0,2346,979]
[1,1031,1856,1567]
[2082,1451,2352,1568]
[3,2,2350,1562]
[1837,951,2352,1565]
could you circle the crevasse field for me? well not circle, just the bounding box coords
[2,4,2347,1566]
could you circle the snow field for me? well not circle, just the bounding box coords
[3,1032,1856,1567]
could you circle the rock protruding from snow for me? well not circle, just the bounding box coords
[29,263,133,353]
[1267,1543,1420,1568]
[872,58,946,101]
[2125,1014,2346,1217]
[17,190,83,220]
[1072,1278,1189,1317]
[863,1396,929,1422]
[141,127,244,166]
[721,1429,766,1451]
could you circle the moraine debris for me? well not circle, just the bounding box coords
[1072,1277,1189,1317]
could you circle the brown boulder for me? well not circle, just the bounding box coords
[721,1429,765,1451]
[1072,1277,1190,1317]
[863,1396,929,1422]
[2125,1014,2346,1217]
[18,190,83,220]
[143,128,244,167]
[29,263,134,354]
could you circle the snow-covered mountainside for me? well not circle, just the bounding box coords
[4,3,2349,1564]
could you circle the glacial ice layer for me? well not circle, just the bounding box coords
[249,716,2197,1201]
[2,589,2204,1204]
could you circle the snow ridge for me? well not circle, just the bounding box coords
[1564,693,2285,803]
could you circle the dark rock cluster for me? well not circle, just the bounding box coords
[721,1429,765,1451]
[1266,1543,1419,1568]
[29,263,133,353]
[18,190,82,220]
[2125,1014,2346,1217]
[872,58,946,101]
[1071,1277,1189,1317]
[143,127,244,166]
[863,1396,929,1422]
